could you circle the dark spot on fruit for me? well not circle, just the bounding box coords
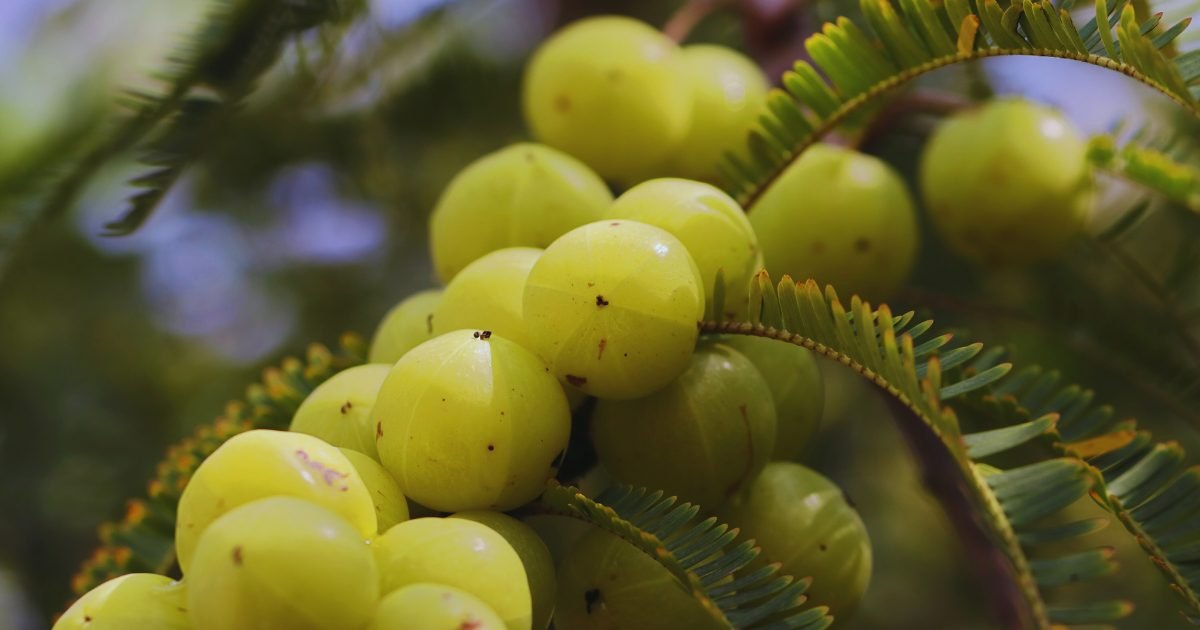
[84,616,92,623]
[819,543,828,552]
[595,295,609,307]
[480,330,493,339]
[376,422,384,440]
[426,314,434,334]
[551,449,566,468]
[811,241,825,254]
[524,151,536,163]
[585,588,604,614]
[487,444,495,452]
[587,281,594,287]
[855,237,871,252]
[597,338,607,359]
[232,546,244,566]
[609,222,621,227]
[566,374,587,387]
[623,353,628,357]
[462,619,484,630]
[554,94,571,112]
[340,401,352,414]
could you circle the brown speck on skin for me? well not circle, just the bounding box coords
[597,338,607,359]
[340,401,352,414]
[595,295,609,307]
[462,619,484,630]
[586,281,595,287]
[585,588,604,614]
[84,617,92,623]
[376,422,384,440]
[426,314,434,334]
[855,238,872,252]
[474,330,492,340]
[554,94,571,112]
[811,241,826,254]
[487,444,495,452]
[232,546,244,566]
[819,543,828,552]
[566,374,587,387]
[725,404,755,499]
[609,222,621,227]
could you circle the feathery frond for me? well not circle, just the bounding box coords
[1087,133,1200,212]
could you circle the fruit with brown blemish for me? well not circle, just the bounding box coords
[289,364,391,460]
[433,247,542,348]
[749,143,919,300]
[553,528,723,630]
[54,573,189,630]
[186,497,379,630]
[366,583,506,630]
[373,330,571,512]
[429,143,611,283]
[919,98,1091,265]
[523,220,705,400]
[718,462,872,615]
[368,289,443,364]
[591,341,776,509]
[174,430,376,573]
[522,16,691,184]
[450,510,557,629]
[374,517,532,630]
[718,335,824,460]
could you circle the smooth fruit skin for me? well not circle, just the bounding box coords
[373,517,532,630]
[749,143,919,301]
[429,143,612,283]
[289,364,391,460]
[919,98,1091,265]
[719,335,823,460]
[451,510,557,630]
[174,429,376,573]
[591,341,776,510]
[338,447,410,532]
[186,497,379,630]
[523,220,705,400]
[373,330,571,512]
[670,45,768,182]
[522,16,691,185]
[367,583,506,630]
[607,178,762,320]
[368,289,442,364]
[553,528,722,630]
[54,574,189,630]
[718,462,872,615]
[433,247,542,349]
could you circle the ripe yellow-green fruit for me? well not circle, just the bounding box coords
[719,335,823,460]
[186,497,379,630]
[523,16,691,184]
[749,143,919,301]
[919,98,1091,265]
[554,528,722,630]
[289,364,391,460]
[374,517,532,630]
[718,462,872,615]
[433,247,541,348]
[367,583,506,630]
[175,429,376,573]
[670,45,768,182]
[373,330,571,512]
[54,574,189,630]
[451,510,557,629]
[591,341,776,509]
[607,178,761,320]
[523,220,705,400]
[429,143,612,282]
[338,448,409,532]
[368,289,442,364]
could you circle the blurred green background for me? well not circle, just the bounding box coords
[2,0,1200,627]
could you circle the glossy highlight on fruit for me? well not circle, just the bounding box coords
[718,462,872,615]
[373,330,571,512]
[338,447,409,532]
[429,143,612,282]
[289,364,391,460]
[54,573,189,630]
[592,341,776,509]
[750,143,919,300]
[523,220,705,400]
[554,528,722,630]
[433,247,542,348]
[367,583,506,630]
[719,335,823,460]
[374,517,532,630]
[368,289,442,364]
[920,98,1091,265]
[186,497,379,630]
[523,16,691,184]
[607,178,761,320]
[175,430,376,572]
[670,45,768,182]
[451,510,556,629]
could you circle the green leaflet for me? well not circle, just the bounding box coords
[1087,133,1200,213]
[720,0,1199,208]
